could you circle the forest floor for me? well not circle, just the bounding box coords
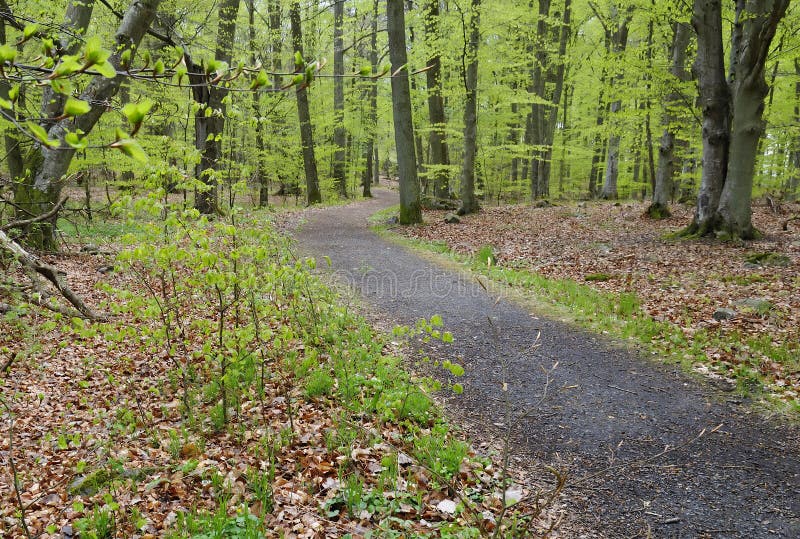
[291,188,800,538]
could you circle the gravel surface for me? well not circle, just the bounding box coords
[292,188,800,538]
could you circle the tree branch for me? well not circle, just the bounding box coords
[1,196,67,232]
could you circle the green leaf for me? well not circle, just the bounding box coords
[7,85,19,102]
[0,97,11,110]
[294,51,304,69]
[63,97,91,117]
[49,78,73,96]
[250,69,268,89]
[174,65,187,86]
[121,100,153,126]
[153,59,165,76]
[41,38,54,56]
[52,56,82,78]
[360,65,371,77]
[291,74,304,86]
[452,383,463,394]
[0,44,16,63]
[111,137,149,163]
[83,37,110,66]
[23,24,38,40]
[95,60,117,78]
[26,121,59,148]
[65,131,88,149]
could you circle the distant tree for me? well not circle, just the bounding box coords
[458,0,482,215]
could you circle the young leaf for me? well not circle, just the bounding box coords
[95,60,117,78]
[26,121,60,148]
[65,131,88,149]
[49,78,73,96]
[0,44,16,63]
[23,24,39,40]
[152,59,165,76]
[294,51,304,70]
[360,65,372,77]
[250,69,268,89]
[63,97,91,117]
[0,97,12,110]
[111,137,149,163]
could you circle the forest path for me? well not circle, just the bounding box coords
[292,188,800,538]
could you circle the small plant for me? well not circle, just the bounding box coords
[584,272,614,282]
[305,368,334,398]
[475,245,497,267]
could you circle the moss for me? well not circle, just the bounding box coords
[745,252,791,267]
[644,203,671,219]
[584,273,614,282]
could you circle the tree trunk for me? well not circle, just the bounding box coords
[716,0,789,239]
[387,0,421,223]
[332,0,347,198]
[15,0,162,249]
[688,0,788,239]
[361,0,380,198]
[649,20,691,218]
[247,0,268,207]
[192,0,241,215]
[788,58,800,201]
[458,0,481,215]
[424,0,451,199]
[528,0,550,200]
[599,5,631,200]
[290,1,322,205]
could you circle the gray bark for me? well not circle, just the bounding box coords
[649,20,691,218]
[290,1,322,204]
[424,0,451,199]
[332,0,347,198]
[387,0,421,223]
[361,0,379,198]
[19,0,162,248]
[599,5,631,200]
[247,0,268,207]
[528,0,550,200]
[458,0,481,215]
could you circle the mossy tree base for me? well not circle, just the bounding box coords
[645,203,671,219]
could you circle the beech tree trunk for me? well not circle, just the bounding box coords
[14,0,162,249]
[649,20,691,218]
[290,1,322,205]
[387,0,421,223]
[599,5,631,200]
[332,0,347,198]
[247,0,268,207]
[424,0,451,199]
[361,0,379,198]
[459,0,481,215]
[688,0,788,239]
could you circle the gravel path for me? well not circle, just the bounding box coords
[292,188,800,538]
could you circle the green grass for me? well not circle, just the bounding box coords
[373,220,799,414]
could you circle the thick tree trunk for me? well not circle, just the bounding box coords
[332,0,347,198]
[424,0,451,199]
[290,1,322,205]
[716,0,789,239]
[649,20,691,218]
[387,0,421,223]
[688,0,787,238]
[458,0,481,215]
[788,58,800,201]
[16,0,162,248]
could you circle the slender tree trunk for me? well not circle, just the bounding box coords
[528,0,550,200]
[387,0,421,223]
[600,5,631,200]
[15,0,161,248]
[649,20,691,218]
[425,0,451,199]
[788,58,800,201]
[458,0,481,215]
[247,0,268,207]
[192,0,241,215]
[290,1,322,204]
[361,0,380,198]
[332,0,347,197]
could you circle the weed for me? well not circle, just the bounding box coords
[305,368,334,398]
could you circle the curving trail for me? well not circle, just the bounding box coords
[292,188,800,538]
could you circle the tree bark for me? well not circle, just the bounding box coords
[458,0,481,215]
[649,20,691,218]
[15,0,162,249]
[361,0,380,198]
[332,0,347,198]
[247,0,268,207]
[424,0,451,199]
[599,5,631,200]
[192,0,240,215]
[387,0,421,223]
[290,1,322,205]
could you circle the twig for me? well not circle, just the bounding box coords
[1,196,68,232]
[607,384,638,395]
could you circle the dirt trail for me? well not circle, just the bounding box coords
[292,188,800,538]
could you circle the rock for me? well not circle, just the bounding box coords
[444,213,461,224]
[97,265,115,274]
[577,201,587,208]
[742,262,762,270]
[533,199,551,208]
[733,297,773,314]
[386,216,399,225]
[713,308,737,321]
[80,244,99,254]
